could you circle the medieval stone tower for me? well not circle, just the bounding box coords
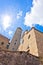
[9,27,22,51]
[18,27,43,58]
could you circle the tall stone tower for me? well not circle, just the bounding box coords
[9,27,22,51]
[18,27,43,58]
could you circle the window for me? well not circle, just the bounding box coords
[1,42,4,45]
[8,43,10,45]
[28,34,30,39]
[6,45,9,49]
[14,42,16,45]
[14,40,17,45]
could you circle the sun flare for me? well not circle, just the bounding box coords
[2,14,11,30]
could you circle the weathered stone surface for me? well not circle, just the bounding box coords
[0,50,40,65]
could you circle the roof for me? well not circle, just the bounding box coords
[17,27,22,31]
[0,34,10,40]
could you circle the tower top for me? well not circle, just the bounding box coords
[17,27,22,31]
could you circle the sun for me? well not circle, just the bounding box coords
[3,15,10,23]
[2,14,11,30]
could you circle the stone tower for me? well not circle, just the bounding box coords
[9,27,22,51]
[18,27,43,57]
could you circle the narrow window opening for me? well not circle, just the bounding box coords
[28,34,30,39]
[8,43,10,45]
[14,43,16,44]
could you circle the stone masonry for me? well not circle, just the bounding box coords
[0,50,40,65]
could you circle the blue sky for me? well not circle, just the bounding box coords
[0,0,43,39]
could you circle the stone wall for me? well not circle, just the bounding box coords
[18,28,39,56]
[0,50,40,65]
[0,34,9,50]
[34,29,43,58]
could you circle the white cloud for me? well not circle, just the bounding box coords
[8,30,13,36]
[1,14,12,30]
[24,0,43,27]
[17,11,23,19]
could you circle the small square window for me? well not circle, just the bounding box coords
[14,40,17,45]
[6,45,9,49]
[1,42,4,45]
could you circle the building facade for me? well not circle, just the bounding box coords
[18,27,43,58]
[0,34,10,50]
